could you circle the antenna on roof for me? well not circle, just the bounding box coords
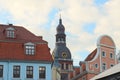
[7,20,13,26]
[59,8,62,19]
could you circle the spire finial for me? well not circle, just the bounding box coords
[59,9,62,24]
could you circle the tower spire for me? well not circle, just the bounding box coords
[59,9,62,24]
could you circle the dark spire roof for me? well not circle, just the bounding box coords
[57,18,65,34]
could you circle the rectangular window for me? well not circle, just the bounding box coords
[39,67,46,79]
[25,45,35,55]
[61,64,64,69]
[66,64,68,70]
[0,65,3,77]
[13,66,20,78]
[7,30,14,38]
[26,66,33,78]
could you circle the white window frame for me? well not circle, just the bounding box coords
[24,42,35,55]
[102,51,106,57]
[6,27,15,38]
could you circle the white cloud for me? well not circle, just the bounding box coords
[0,0,120,66]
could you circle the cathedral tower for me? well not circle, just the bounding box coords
[52,18,73,80]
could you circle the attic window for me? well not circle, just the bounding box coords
[6,27,15,38]
[25,42,35,55]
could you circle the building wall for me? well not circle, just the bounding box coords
[0,61,52,80]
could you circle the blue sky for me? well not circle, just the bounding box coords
[0,0,120,66]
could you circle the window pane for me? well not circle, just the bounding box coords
[26,66,33,78]
[39,67,46,79]
[25,45,35,55]
[13,66,20,78]
[0,65,3,77]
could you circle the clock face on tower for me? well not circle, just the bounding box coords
[62,52,67,58]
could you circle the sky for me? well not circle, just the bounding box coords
[0,0,120,66]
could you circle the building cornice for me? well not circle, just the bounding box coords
[0,59,52,64]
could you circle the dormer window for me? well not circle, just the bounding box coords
[24,42,35,55]
[6,27,15,38]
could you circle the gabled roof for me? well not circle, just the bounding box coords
[0,24,53,62]
[85,48,97,61]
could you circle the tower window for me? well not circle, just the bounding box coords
[13,65,20,78]
[110,53,114,59]
[110,64,114,67]
[6,27,15,38]
[25,42,35,55]
[61,64,64,69]
[66,64,68,70]
[102,63,106,71]
[39,67,46,79]
[95,64,98,68]
[0,65,3,77]
[102,51,106,57]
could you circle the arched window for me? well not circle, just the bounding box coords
[102,63,106,71]
[110,53,114,59]
[102,51,106,57]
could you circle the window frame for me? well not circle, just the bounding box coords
[26,66,33,78]
[6,27,15,38]
[110,53,114,59]
[0,65,3,78]
[102,63,107,71]
[13,65,20,78]
[39,66,46,79]
[24,42,35,55]
[102,51,106,57]
[94,63,98,69]
[66,64,69,70]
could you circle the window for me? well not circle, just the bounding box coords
[82,77,86,80]
[39,67,46,79]
[61,64,64,69]
[95,64,98,68]
[0,65,3,77]
[110,64,114,67]
[13,66,20,78]
[102,51,106,57]
[25,43,35,55]
[6,27,15,38]
[102,63,106,71]
[110,53,114,59]
[26,66,33,78]
[66,64,68,70]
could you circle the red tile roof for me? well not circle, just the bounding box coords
[85,48,97,61]
[0,24,53,62]
[0,24,46,43]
